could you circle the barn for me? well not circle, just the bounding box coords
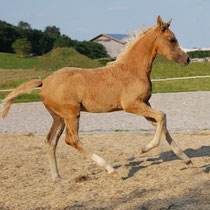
[91,34,129,58]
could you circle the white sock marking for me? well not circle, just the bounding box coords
[91,153,115,173]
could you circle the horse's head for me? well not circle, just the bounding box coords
[155,16,190,66]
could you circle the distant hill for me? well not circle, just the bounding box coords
[35,47,102,71]
[0,19,107,58]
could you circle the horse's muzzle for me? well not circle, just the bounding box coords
[180,55,190,67]
[187,56,191,64]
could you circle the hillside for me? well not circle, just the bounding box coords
[35,47,102,71]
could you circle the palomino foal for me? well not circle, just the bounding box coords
[0,16,192,181]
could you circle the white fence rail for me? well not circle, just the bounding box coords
[0,87,41,92]
[151,75,210,82]
[1,76,41,83]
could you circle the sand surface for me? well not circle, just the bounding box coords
[0,131,209,209]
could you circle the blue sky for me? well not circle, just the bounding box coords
[0,0,209,48]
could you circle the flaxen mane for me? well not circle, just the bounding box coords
[114,25,155,62]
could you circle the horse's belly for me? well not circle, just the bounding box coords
[81,98,122,113]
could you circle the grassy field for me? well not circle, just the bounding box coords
[0,89,41,103]
[152,61,210,79]
[152,77,210,93]
[0,52,39,69]
[151,55,210,79]
[0,51,209,103]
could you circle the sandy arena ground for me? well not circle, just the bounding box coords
[0,130,209,209]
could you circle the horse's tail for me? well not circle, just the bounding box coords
[0,80,42,119]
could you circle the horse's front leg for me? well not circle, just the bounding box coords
[145,103,192,165]
[124,100,165,153]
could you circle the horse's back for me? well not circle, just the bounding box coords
[40,66,123,114]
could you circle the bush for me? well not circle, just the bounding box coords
[53,35,75,48]
[98,58,116,66]
[187,50,210,58]
[12,38,32,57]
[75,41,108,59]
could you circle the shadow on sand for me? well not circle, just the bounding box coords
[120,146,210,180]
[64,180,210,210]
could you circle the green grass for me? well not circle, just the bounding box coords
[0,89,40,103]
[151,55,210,79]
[0,78,33,89]
[0,52,40,69]
[0,79,41,103]
[114,129,129,132]
[0,78,41,103]
[98,58,116,66]
[152,77,210,93]
[15,90,41,103]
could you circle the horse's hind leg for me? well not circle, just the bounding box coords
[144,103,192,164]
[65,114,117,176]
[46,108,65,181]
[163,128,192,164]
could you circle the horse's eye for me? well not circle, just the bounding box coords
[170,38,177,43]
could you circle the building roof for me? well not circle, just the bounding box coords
[91,33,129,44]
[105,34,129,42]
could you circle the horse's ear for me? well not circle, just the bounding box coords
[167,18,172,28]
[157,16,163,27]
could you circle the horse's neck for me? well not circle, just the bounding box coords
[123,30,157,78]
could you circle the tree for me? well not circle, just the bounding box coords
[76,41,108,59]
[44,26,60,37]
[39,34,55,54]
[18,21,31,30]
[0,20,20,52]
[12,38,32,57]
[21,29,55,55]
[53,35,74,48]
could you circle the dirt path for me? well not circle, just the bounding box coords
[0,131,209,209]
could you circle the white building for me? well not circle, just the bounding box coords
[91,34,129,58]
[181,47,210,53]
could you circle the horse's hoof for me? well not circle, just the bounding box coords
[140,147,146,154]
[185,159,193,165]
[109,171,119,177]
